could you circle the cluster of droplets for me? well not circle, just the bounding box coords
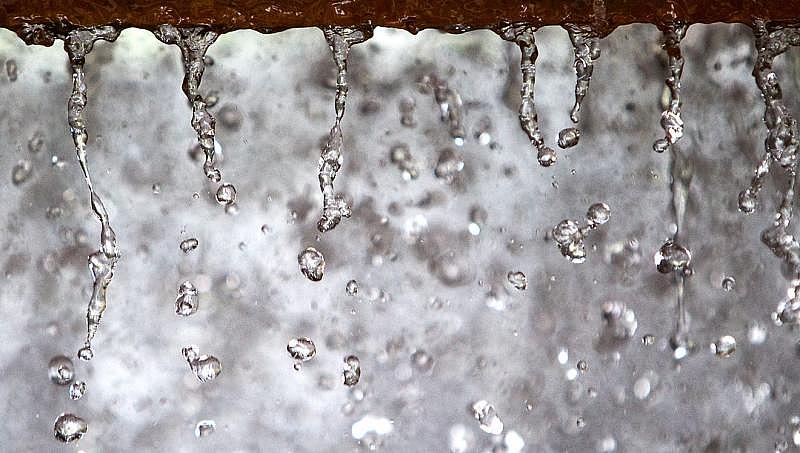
[48,355,89,442]
[653,24,687,153]
[316,27,372,233]
[551,202,611,263]
[182,345,222,382]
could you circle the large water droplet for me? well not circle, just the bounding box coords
[298,247,325,281]
[215,183,237,206]
[53,413,87,443]
[48,355,74,385]
[68,381,86,400]
[195,420,216,438]
[288,337,316,369]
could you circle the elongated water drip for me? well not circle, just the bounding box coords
[316,26,372,233]
[61,26,122,360]
[498,23,557,167]
[420,75,466,145]
[153,25,229,188]
[559,24,600,147]
[667,147,694,355]
[653,24,687,153]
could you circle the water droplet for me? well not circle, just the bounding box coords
[470,400,503,435]
[48,355,74,385]
[711,335,736,358]
[748,322,767,345]
[654,240,692,274]
[287,337,316,369]
[53,413,87,443]
[576,416,586,429]
[11,160,32,185]
[343,355,361,386]
[537,147,557,167]
[346,279,359,296]
[6,59,17,82]
[77,346,94,361]
[721,275,736,291]
[633,377,651,400]
[175,281,199,316]
[738,188,757,214]
[28,132,44,154]
[351,414,393,444]
[182,346,221,382]
[601,302,638,339]
[410,349,435,373]
[434,148,464,183]
[507,271,527,290]
[586,202,611,226]
[68,381,86,400]
[298,247,325,281]
[180,238,199,254]
[642,334,655,346]
[577,360,588,373]
[195,420,216,438]
[151,183,161,194]
[215,183,237,206]
[389,143,420,180]
[557,127,580,148]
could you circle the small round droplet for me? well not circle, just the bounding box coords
[557,127,580,148]
[180,238,199,254]
[470,400,503,435]
[175,281,199,316]
[53,413,87,443]
[68,381,86,400]
[342,355,361,386]
[721,275,736,292]
[654,240,692,274]
[652,138,669,153]
[586,202,611,226]
[48,355,74,385]
[537,147,557,167]
[576,360,588,373]
[288,337,316,369]
[711,335,736,358]
[195,420,216,438]
[346,279,359,296]
[215,183,237,206]
[298,247,325,282]
[77,346,93,361]
[507,271,527,290]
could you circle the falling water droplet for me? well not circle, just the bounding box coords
[711,335,736,358]
[721,275,736,291]
[298,247,325,281]
[180,238,199,254]
[215,183,236,206]
[346,279,359,296]
[507,271,527,290]
[399,96,416,127]
[577,360,588,373]
[654,240,692,274]
[343,355,361,386]
[586,202,611,226]
[565,24,600,125]
[195,420,216,438]
[48,355,74,385]
[68,381,86,400]
[288,337,316,369]
[182,345,221,382]
[175,281,199,316]
[53,413,87,443]
[470,400,503,435]
[557,127,580,149]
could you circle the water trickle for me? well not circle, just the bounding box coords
[711,335,736,357]
[179,238,199,254]
[470,400,503,435]
[507,271,527,290]
[565,24,600,126]
[551,203,611,262]
[182,345,222,382]
[175,281,199,316]
[48,355,74,385]
[287,337,316,369]
[342,355,361,386]
[53,413,88,443]
[194,420,216,438]
[498,24,556,167]
[61,26,122,361]
[298,247,325,281]
[316,26,372,233]
[652,24,687,153]
[68,380,86,400]
[153,25,230,190]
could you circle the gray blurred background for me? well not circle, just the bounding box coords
[0,23,798,452]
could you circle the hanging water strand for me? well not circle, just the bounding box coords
[498,23,557,167]
[316,26,372,233]
[559,24,601,148]
[152,25,228,187]
[653,24,687,153]
[61,26,122,361]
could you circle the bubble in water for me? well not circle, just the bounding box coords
[721,275,736,292]
[507,271,527,290]
[175,281,199,316]
[195,420,216,438]
[601,301,638,340]
[288,337,316,369]
[298,247,325,282]
[180,238,199,254]
[343,355,361,386]
[346,279,359,296]
[470,400,503,435]
[182,346,221,382]
[654,240,692,274]
[434,148,464,183]
[68,381,86,400]
[557,127,580,148]
[48,355,74,385]
[586,202,611,226]
[53,413,87,443]
[11,160,33,185]
[711,335,736,358]
[215,183,237,206]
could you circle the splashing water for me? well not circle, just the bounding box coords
[316,26,372,233]
[153,25,230,190]
[498,24,556,167]
[60,26,122,361]
[559,24,601,147]
[653,24,687,153]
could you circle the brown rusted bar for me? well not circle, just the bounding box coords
[1,0,799,39]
